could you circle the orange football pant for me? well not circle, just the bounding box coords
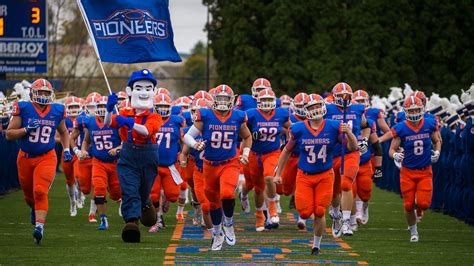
[352,161,373,202]
[77,158,93,195]
[295,168,335,219]
[281,155,299,196]
[150,164,181,203]
[183,156,195,189]
[400,166,433,212]
[193,168,210,214]
[247,150,280,194]
[91,158,121,201]
[17,149,57,212]
[203,157,240,210]
[332,151,360,195]
[62,152,78,187]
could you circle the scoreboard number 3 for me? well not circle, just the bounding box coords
[31,7,40,24]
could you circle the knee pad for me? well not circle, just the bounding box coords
[299,210,312,220]
[94,196,106,205]
[404,201,415,212]
[359,190,371,202]
[34,186,47,200]
[315,206,326,218]
[417,201,430,211]
[341,178,353,192]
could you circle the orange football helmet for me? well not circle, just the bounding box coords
[353,90,370,109]
[280,95,292,108]
[304,94,326,120]
[403,96,425,122]
[410,91,427,107]
[31,79,54,105]
[156,87,170,95]
[293,92,310,117]
[213,84,234,111]
[175,96,191,111]
[251,78,272,98]
[332,82,353,107]
[65,96,82,117]
[95,96,108,116]
[154,93,172,117]
[85,92,102,115]
[257,89,276,111]
[194,90,213,102]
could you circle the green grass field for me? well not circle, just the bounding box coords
[0,173,473,265]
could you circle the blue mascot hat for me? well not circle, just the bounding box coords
[127,69,157,87]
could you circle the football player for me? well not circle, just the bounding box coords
[149,93,185,233]
[6,79,73,244]
[70,92,101,222]
[81,96,122,230]
[325,82,370,237]
[246,89,290,231]
[274,94,357,255]
[63,96,83,217]
[184,85,252,251]
[281,92,308,228]
[390,96,441,242]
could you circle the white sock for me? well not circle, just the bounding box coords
[66,184,76,202]
[409,224,418,235]
[342,210,351,221]
[350,215,357,225]
[298,217,306,223]
[180,189,187,199]
[89,199,97,215]
[177,205,184,214]
[213,224,222,235]
[224,216,233,226]
[275,194,280,201]
[207,228,214,235]
[355,200,363,213]
[313,235,322,248]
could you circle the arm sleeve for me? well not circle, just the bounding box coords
[144,113,162,137]
[109,114,119,129]
[12,102,20,116]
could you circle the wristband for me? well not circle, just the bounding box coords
[242,147,250,157]
[64,148,70,153]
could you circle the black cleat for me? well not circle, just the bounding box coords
[289,195,295,209]
[311,247,320,255]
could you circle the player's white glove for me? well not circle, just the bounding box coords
[431,150,440,163]
[358,137,369,154]
[73,147,82,159]
[393,152,404,162]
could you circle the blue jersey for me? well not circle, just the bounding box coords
[359,119,376,164]
[74,113,89,149]
[396,111,435,124]
[392,118,438,169]
[85,117,121,162]
[184,126,204,171]
[325,103,365,156]
[13,101,65,155]
[65,117,74,132]
[156,115,185,166]
[289,119,341,174]
[181,111,192,127]
[365,107,384,136]
[171,105,183,115]
[247,107,289,154]
[196,108,246,161]
[289,113,306,156]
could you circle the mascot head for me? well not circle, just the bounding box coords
[125,69,157,110]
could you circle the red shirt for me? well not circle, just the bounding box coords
[111,108,162,144]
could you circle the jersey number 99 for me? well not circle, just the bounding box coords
[28,126,52,144]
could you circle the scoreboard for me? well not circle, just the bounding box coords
[0,0,47,73]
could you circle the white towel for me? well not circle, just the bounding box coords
[169,164,183,185]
